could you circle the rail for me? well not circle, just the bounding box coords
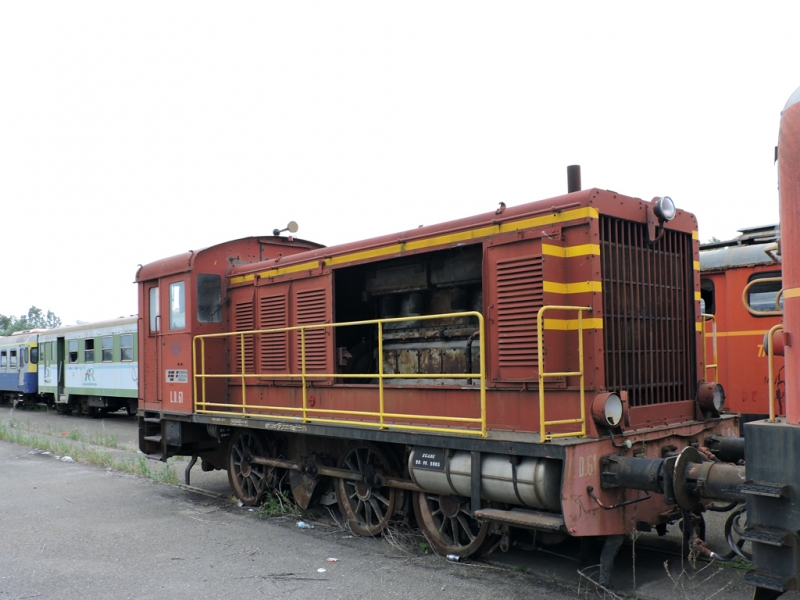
[742,276,783,317]
[537,305,591,441]
[767,323,784,422]
[702,313,718,382]
[192,311,487,437]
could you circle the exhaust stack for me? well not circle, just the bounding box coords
[567,165,581,193]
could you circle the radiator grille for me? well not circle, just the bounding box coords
[234,301,255,374]
[295,289,328,371]
[496,255,544,368]
[601,217,696,406]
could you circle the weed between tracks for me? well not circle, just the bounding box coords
[0,420,179,485]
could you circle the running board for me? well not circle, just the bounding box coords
[473,507,565,531]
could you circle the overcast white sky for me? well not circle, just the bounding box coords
[1,2,798,326]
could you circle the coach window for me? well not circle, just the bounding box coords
[120,334,134,361]
[169,281,186,330]
[68,340,78,363]
[149,287,160,333]
[197,274,222,323]
[51,342,56,361]
[85,339,95,363]
[101,336,113,362]
[748,271,783,315]
[21,348,28,365]
[9,350,17,368]
[1,351,7,367]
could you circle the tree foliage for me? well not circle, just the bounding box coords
[0,307,62,336]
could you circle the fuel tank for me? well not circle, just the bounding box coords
[408,448,562,510]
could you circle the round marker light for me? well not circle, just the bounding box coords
[697,382,726,414]
[654,196,677,222]
[592,392,625,428]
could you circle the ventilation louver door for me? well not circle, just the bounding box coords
[290,275,334,384]
[233,301,255,374]
[486,239,544,382]
[258,285,290,375]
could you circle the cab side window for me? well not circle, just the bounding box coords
[197,274,222,323]
[170,282,186,330]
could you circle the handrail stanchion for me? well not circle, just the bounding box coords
[301,328,308,421]
[192,337,198,412]
[378,321,385,428]
[240,333,246,412]
[201,337,206,410]
[537,305,591,441]
[767,324,784,422]
[701,313,718,382]
[478,313,487,438]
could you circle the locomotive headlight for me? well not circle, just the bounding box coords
[697,382,726,414]
[653,196,677,222]
[592,392,624,428]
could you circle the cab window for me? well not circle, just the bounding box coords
[30,346,38,364]
[170,282,186,330]
[197,274,222,323]
[68,340,78,363]
[149,287,160,333]
[700,278,714,315]
[102,336,113,362]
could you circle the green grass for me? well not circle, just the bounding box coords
[1,418,121,450]
[0,420,178,485]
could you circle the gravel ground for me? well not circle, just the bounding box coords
[3,405,799,599]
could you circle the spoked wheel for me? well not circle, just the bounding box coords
[228,430,273,506]
[336,443,397,536]
[413,492,495,558]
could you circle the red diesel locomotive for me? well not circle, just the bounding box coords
[137,179,733,584]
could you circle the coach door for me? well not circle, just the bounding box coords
[57,338,65,398]
[17,347,25,387]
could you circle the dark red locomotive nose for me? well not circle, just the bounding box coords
[778,85,800,424]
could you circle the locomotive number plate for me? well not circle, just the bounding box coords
[413,447,445,472]
[166,369,188,383]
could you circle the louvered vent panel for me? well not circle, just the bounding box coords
[496,256,544,367]
[601,217,695,406]
[233,301,255,374]
[295,289,328,372]
[259,295,288,372]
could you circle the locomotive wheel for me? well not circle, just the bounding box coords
[228,430,273,506]
[335,443,397,536]
[413,492,494,558]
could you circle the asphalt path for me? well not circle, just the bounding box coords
[2,406,798,599]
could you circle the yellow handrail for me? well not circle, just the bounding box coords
[536,305,591,441]
[701,313,718,382]
[767,324,783,422]
[191,311,487,437]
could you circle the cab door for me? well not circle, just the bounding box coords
[159,274,193,413]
